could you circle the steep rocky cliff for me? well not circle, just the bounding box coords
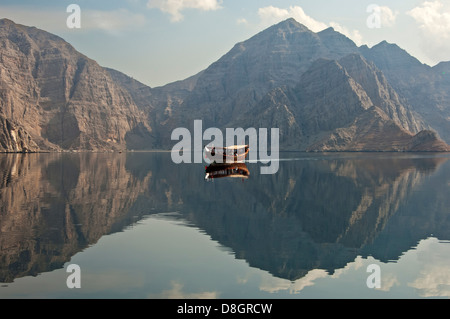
[0,18,154,151]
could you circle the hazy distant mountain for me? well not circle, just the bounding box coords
[0,17,449,152]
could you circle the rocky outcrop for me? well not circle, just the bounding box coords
[0,115,39,152]
[308,106,449,152]
[407,130,450,152]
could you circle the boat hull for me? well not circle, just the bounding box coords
[204,145,249,163]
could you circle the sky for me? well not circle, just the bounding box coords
[1,0,450,87]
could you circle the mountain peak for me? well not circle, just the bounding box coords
[0,18,10,22]
[0,18,16,25]
[271,17,312,33]
[0,18,68,47]
[0,18,37,32]
[372,40,395,49]
[0,18,27,31]
[369,40,417,59]
[363,39,425,69]
[319,26,335,33]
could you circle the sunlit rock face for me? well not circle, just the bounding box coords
[0,19,153,152]
[0,115,39,152]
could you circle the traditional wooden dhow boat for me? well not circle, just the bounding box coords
[204,144,249,163]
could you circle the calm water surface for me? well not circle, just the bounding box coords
[0,152,449,298]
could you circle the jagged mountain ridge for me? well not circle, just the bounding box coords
[231,54,447,151]
[113,18,448,151]
[359,41,450,143]
[0,17,449,152]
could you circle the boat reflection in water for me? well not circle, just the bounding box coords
[204,144,250,181]
[205,162,250,181]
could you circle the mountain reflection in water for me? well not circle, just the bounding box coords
[0,152,449,296]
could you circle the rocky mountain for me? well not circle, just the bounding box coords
[0,18,154,152]
[360,41,450,143]
[105,67,202,144]
[232,53,447,151]
[128,18,447,151]
[159,19,363,136]
[0,17,449,152]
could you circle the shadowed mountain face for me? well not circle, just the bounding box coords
[1,152,449,282]
[0,18,449,152]
[233,55,447,151]
[360,41,450,144]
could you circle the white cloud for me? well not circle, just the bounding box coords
[407,1,450,37]
[407,1,450,63]
[409,266,450,297]
[379,6,398,27]
[257,5,363,45]
[148,281,219,298]
[236,18,249,26]
[147,0,222,22]
[407,237,450,297]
